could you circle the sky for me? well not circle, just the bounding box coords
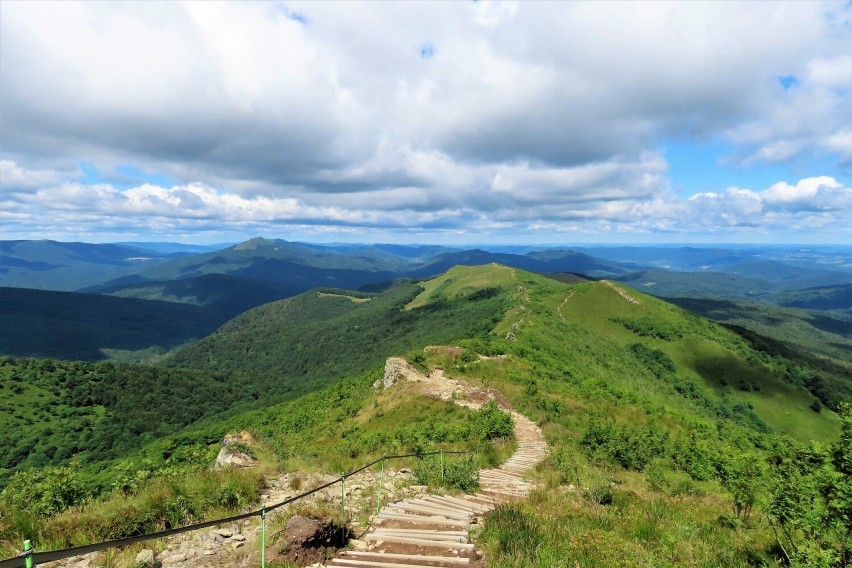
[0,1,850,245]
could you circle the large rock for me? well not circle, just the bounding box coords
[374,357,413,389]
[267,515,351,566]
[135,549,157,568]
[213,433,258,469]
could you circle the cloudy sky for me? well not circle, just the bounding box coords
[1,1,850,245]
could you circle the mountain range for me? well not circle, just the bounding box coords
[1,253,850,566]
[2,238,849,363]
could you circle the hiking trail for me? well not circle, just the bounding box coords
[325,358,548,568]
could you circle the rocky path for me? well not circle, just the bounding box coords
[325,359,549,568]
[40,358,546,568]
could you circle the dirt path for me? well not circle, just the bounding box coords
[41,359,547,568]
[325,359,549,568]
[557,290,575,322]
[602,280,640,305]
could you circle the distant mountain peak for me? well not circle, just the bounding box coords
[232,237,288,251]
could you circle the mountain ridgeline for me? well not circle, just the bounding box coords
[0,263,850,566]
[3,238,850,365]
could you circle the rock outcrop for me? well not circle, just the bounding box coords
[214,432,258,469]
[374,357,417,389]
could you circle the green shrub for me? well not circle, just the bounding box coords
[413,454,479,492]
[582,419,667,471]
[470,400,513,441]
[0,461,84,516]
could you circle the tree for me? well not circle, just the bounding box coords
[766,404,852,567]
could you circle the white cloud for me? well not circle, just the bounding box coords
[0,1,849,241]
[686,177,851,231]
[0,160,69,190]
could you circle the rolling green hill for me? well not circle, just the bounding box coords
[164,271,512,395]
[168,264,844,443]
[615,269,778,300]
[667,296,852,364]
[2,264,849,566]
[91,273,296,318]
[770,283,852,310]
[0,240,174,291]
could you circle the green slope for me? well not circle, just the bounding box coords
[165,269,513,396]
[666,296,851,364]
[2,264,848,567]
[534,278,841,441]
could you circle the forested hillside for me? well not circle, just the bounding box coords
[1,264,849,566]
[0,357,246,485]
[165,280,510,393]
[0,288,226,361]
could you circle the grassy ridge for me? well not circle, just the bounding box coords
[165,275,511,396]
[2,264,849,566]
[409,270,847,565]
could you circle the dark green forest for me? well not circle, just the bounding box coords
[165,282,510,389]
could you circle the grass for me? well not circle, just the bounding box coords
[479,449,778,567]
[0,466,266,558]
[405,264,517,310]
[4,264,848,566]
[317,292,371,303]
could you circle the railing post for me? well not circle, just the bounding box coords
[440,449,445,484]
[260,508,266,568]
[376,457,385,516]
[341,471,347,546]
[24,540,33,568]
[341,471,346,519]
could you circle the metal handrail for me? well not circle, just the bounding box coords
[0,447,481,567]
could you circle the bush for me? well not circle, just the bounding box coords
[582,419,667,471]
[413,454,479,492]
[0,461,84,516]
[470,400,513,441]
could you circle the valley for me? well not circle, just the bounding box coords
[0,243,850,567]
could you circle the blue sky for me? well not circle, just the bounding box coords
[0,1,850,245]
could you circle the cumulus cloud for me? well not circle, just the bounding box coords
[686,177,851,232]
[0,1,849,241]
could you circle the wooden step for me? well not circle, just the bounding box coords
[387,502,471,521]
[340,551,470,564]
[365,533,474,550]
[378,512,468,528]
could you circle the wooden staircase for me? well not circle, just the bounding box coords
[326,409,548,567]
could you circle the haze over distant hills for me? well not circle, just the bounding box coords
[1,238,850,364]
[1,258,850,566]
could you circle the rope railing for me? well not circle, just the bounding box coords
[0,447,481,568]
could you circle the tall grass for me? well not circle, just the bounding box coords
[0,467,263,558]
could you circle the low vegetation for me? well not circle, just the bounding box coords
[1,264,849,566]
